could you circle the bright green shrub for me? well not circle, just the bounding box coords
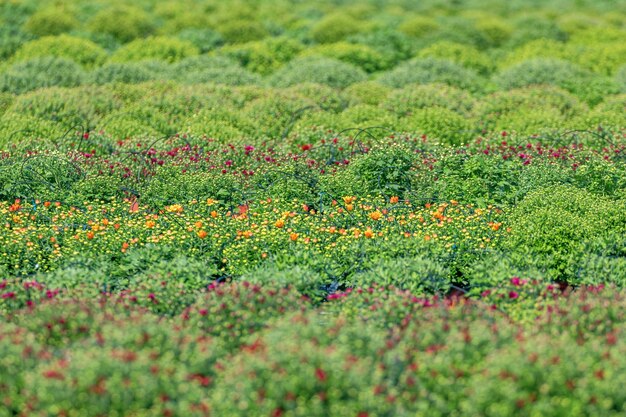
[344,81,391,105]
[88,5,155,43]
[420,16,493,49]
[285,83,349,112]
[310,13,364,43]
[416,40,493,75]
[304,41,387,72]
[218,20,269,43]
[242,93,315,138]
[573,42,626,75]
[505,185,626,282]
[240,264,327,303]
[0,111,67,148]
[347,29,416,66]
[398,106,475,145]
[23,7,78,36]
[218,37,304,74]
[474,17,512,47]
[0,92,12,115]
[337,104,397,129]
[378,57,485,92]
[270,56,366,89]
[0,57,85,94]
[11,35,107,67]
[175,28,224,53]
[494,59,620,105]
[557,13,604,35]
[383,83,476,116]
[399,15,439,38]
[180,108,248,140]
[110,36,198,63]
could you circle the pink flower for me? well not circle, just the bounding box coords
[508,291,519,299]
[315,367,327,382]
[1,292,15,299]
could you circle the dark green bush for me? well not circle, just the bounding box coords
[378,57,485,92]
[0,57,85,94]
[304,41,388,72]
[175,28,224,53]
[218,37,303,75]
[90,62,165,85]
[494,58,620,105]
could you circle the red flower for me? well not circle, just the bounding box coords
[508,291,519,299]
[301,144,312,151]
[315,367,327,382]
[42,370,65,380]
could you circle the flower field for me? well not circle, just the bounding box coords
[1,0,625,415]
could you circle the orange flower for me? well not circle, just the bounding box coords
[353,229,361,238]
[43,201,51,208]
[275,219,285,228]
[195,221,203,229]
[145,220,156,229]
[290,233,298,241]
[346,204,354,211]
[242,230,253,239]
[364,228,374,239]
[343,196,354,204]
[197,230,208,239]
[86,231,95,240]
[369,211,382,221]
[424,235,431,241]
[390,196,399,204]
[211,210,218,218]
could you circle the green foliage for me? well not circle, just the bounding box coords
[23,7,78,37]
[378,57,485,92]
[175,28,224,53]
[218,37,304,75]
[399,15,439,38]
[310,13,364,43]
[0,57,85,94]
[88,5,156,43]
[110,36,199,63]
[383,83,476,116]
[304,41,387,72]
[11,35,107,67]
[494,58,620,105]
[416,41,493,75]
[218,20,269,43]
[351,256,450,295]
[505,185,626,282]
[399,106,475,145]
[344,81,391,105]
[90,62,164,85]
[270,56,366,89]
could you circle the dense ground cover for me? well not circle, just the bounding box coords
[1,0,625,415]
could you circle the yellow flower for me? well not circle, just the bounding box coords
[206,198,219,206]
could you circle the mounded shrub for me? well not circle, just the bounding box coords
[11,35,107,67]
[383,83,476,116]
[416,41,493,75]
[398,106,475,145]
[344,81,391,105]
[217,37,303,75]
[175,28,224,53]
[23,7,78,36]
[304,41,388,72]
[109,36,199,63]
[168,55,261,85]
[88,5,156,43]
[90,62,166,85]
[269,56,366,89]
[378,57,485,92]
[217,19,269,43]
[310,13,364,43]
[494,58,620,105]
[0,57,85,94]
